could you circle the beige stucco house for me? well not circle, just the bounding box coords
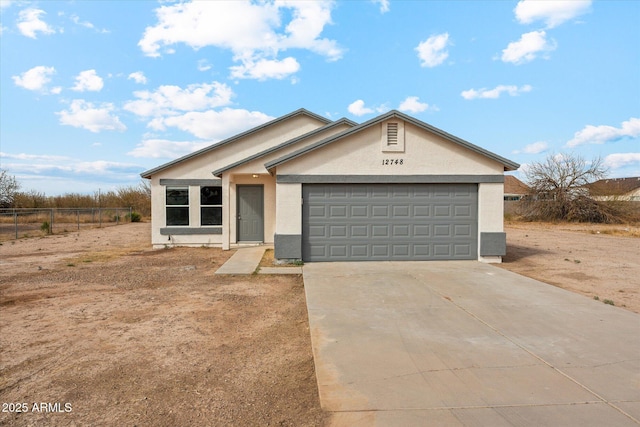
[141,109,519,263]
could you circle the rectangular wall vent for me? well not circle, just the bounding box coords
[387,123,399,145]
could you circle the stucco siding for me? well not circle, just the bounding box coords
[276,121,505,176]
[276,183,302,235]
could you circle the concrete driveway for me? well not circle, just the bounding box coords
[303,261,640,426]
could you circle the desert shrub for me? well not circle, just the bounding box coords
[129,212,142,222]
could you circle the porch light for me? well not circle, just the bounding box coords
[252,174,259,178]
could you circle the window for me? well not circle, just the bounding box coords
[201,186,222,226]
[166,187,189,226]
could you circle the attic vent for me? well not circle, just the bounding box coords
[387,123,399,145]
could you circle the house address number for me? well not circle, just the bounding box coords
[382,159,404,165]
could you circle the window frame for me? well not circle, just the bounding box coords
[165,186,190,226]
[200,186,223,227]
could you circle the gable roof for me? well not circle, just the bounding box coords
[212,118,357,177]
[588,177,640,195]
[504,175,530,195]
[140,108,331,178]
[265,110,520,172]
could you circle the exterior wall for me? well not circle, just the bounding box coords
[478,183,505,263]
[227,174,276,246]
[273,120,507,262]
[277,122,504,176]
[274,183,302,259]
[150,177,224,248]
[148,114,327,248]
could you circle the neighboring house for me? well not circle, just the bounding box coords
[504,175,530,201]
[141,109,519,263]
[588,177,640,201]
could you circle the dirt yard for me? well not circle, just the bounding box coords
[1,220,639,426]
[0,223,328,426]
[500,221,640,313]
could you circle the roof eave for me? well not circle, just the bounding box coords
[140,108,332,178]
[265,110,520,172]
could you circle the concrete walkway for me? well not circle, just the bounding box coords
[303,261,640,426]
[214,246,302,275]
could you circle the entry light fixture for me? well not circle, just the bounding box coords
[252,174,259,178]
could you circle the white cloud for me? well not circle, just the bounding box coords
[1,0,14,9]
[501,30,556,64]
[513,141,548,154]
[128,71,148,85]
[461,84,532,100]
[229,56,300,80]
[127,139,212,159]
[373,0,390,14]
[72,69,104,92]
[149,108,273,140]
[348,100,374,116]
[70,14,94,29]
[57,99,126,133]
[567,118,640,147]
[197,60,211,72]
[12,65,55,92]
[398,96,429,113]
[604,153,640,169]
[138,1,342,80]
[0,152,70,162]
[17,8,55,38]
[124,81,233,118]
[416,33,450,68]
[515,0,591,29]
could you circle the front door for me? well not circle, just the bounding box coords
[237,185,264,242]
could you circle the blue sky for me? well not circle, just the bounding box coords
[1,0,638,195]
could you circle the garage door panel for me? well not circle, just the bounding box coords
[351,225,368,237]
[351,205,368,217]
[371,205,389,217]
[454,205,472,217]
[372,225,390,237]
[371,245,390,257]
[414,224,430,237]
[303,184,477,262]
[454,224,472,237]
[330,205,347,217]
[392,225,410,237]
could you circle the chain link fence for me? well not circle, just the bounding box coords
[0,207,133,241]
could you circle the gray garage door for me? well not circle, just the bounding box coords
[302,183,478,262]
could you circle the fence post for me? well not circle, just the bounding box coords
[129,207,132,223]
[77,209,80,231]
[116,208,119,225]
[99,208,102,228]
[14,211,18,240]
[50,209,54,235]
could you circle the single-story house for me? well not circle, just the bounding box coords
[141,109,519,263]
[504,175,530,201]
[587,177,640,202]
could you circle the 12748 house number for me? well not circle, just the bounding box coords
[382,159,404,165]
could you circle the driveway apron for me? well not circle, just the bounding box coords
[302,261,640,426]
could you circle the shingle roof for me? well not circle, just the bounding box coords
[140,108,331,178]
[265,110,520,172]
[504,175,530,195]
[588,177,640,195]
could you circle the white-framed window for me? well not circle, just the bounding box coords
[200,186,222,226]
[166,186,189,226]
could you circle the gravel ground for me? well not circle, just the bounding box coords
[0,222,328,426]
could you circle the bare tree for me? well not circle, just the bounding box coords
[0,169,20,208]
[520,153,620,222]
